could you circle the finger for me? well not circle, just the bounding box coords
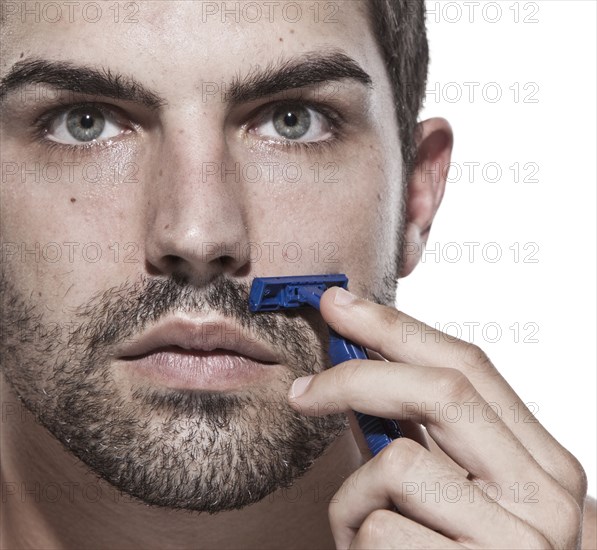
[320,287,587,503]
[330,438,548,550]
[359,350,429,451]
[347,509,465,550]
[321,286,476,369]
[288,359,578,543]
[289,360,543,487]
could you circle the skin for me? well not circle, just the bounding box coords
[0,1,594,548]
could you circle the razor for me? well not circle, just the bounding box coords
[249,274,402,456]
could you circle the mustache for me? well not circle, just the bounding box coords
[68,274,325,369]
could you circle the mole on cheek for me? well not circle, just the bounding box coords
[70,198,76,203]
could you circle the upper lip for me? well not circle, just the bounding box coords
[116,316,279,364]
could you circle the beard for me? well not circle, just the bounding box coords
[0,272,351,513]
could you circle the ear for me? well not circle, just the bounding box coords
[399,117,454,278]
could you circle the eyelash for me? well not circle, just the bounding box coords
[31,99,346,156]
[247,100,346,154]
[31,101,129,157]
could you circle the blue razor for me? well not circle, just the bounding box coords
[249,274,402,456]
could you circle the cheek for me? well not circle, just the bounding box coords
[0,142,143,313]
[238,146,402,288]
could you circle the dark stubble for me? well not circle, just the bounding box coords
[0,273,349,512]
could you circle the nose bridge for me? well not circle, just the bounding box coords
[144,120,250,280]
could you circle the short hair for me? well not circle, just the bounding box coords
[366,0,429,177]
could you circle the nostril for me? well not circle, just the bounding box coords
[163,254,183,267]
[217,255,251,277]
[218,255,236,267]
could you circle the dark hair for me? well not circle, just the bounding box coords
[366,0,429,177]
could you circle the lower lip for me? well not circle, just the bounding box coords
[120,348,280,391]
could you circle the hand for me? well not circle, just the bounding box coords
[287,287,587,549]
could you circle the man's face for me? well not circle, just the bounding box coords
[0,1,405,511]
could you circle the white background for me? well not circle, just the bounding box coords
[399,1,596,497]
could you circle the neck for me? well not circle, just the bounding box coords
[0,380,364,549]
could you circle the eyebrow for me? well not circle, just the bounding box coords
[228,50,373,103]
[0,59,166,109]
[0,50,372,108]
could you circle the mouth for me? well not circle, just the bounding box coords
[116,317,283,391]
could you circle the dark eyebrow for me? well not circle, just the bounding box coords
[0,59,166,109]
[0,50,371,109]
[228,50,372,103]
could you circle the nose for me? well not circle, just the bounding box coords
[144,131,250,283]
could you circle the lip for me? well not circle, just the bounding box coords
[116,316,279,364]
[115,316,282,391]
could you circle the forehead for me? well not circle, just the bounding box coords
[1,1,383,87]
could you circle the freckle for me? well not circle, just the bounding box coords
[290,29,295,34]
[38,292,41,296]
[159,169,163,177]
[179,129,184,134]
[70,197,76,203]
[164,224,170,229]
[279,37,283,42]
[20,52,24,58]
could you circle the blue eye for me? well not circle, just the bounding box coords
[65,107,106,142]
[252,103,334,144]
[272,106,312,140]
[43,104,130,145]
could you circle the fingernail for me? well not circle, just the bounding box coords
[289,375,314,399]
[334,287,357,306]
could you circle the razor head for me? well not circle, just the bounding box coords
[249,274,349,312]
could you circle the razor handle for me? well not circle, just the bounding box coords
[329,330,403,456]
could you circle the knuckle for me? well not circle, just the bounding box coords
[331,359,363,388]
[377,437,425,479]
[327,490,343,531]
[554,488,583,530]
[518,525,551,549]
[380,305,403,329]
[431,367,476,404]
[560,450,588,501]
[458,343,495,374]
[358,509,396,545]
[327,494,339,525]
[328,473,357,526]
[544,447,588,503]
